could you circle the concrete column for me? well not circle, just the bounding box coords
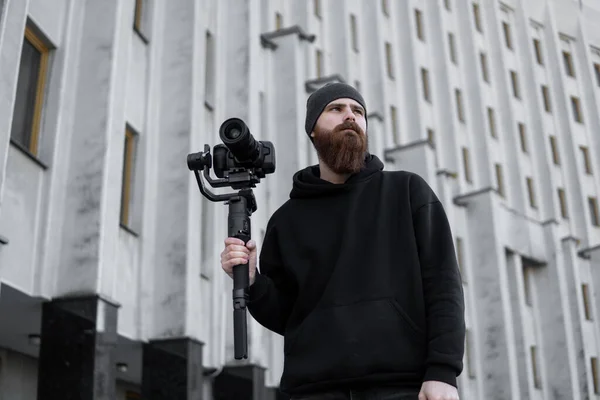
[557,237,591,399]
[462,192,515,399]
[213,365,268,400]
[149,0,202,339]
[359,0,385,118]
[142,3,209,397]
[383,141,438,192]
[37,296,119,400]
[0,0,30,217]
[534,232,584,399]
[504,251,532,398]
[54,0,124,297]
[267,28,311,211]
[141,338,204,400]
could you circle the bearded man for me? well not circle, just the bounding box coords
[221,83,465,400]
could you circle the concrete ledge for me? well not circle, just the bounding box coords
[367,111,384,122]
[561,235,581,245]
[383,139,433,163]
[578,243,600,260]
[260,25,316,50]
[304,74,347,93]
[453,186,496,207]
[436,169,458,178]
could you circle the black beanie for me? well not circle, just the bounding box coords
[304,82,367,141]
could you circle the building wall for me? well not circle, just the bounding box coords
[0,349,37,400]
[1,0,600,399]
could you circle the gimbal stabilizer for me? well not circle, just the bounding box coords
[187,118,275,359]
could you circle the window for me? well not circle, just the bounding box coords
[558,188,568,218]
[583,283,593,320]
[462,147,472,183]
[314,0,321,18]
[503,22,512,50]
[592,357,599,394]
[526,177,537,209]
[530,346,542,389]
[316,49,323,78]
[519,123,528,153]
[133,0,143,32]
[550,135,560,165]
[276,12,283,30]
[421,68,431,102]
[523,266,533,306]
[466,329,476,378]
[427,128,435,146]
[449,33,457,64]
[510,70,520,99]
[571,96,583,123]
[390,105,399,145]
[132,0,150,41]
[542,85,551,112]
[495,164,505,197]
[473,3,482,33]
[10,26,50,156]
[480,52,489,82]
[534,39,544,65]
[455,89,465,122]
[563,51,575,77]
[350,14,358,52]
[595,63,600,87]
[487,107,496,137]
[201,194,215,279]
[415,9,425,41]
[580,146,592,175]
[204,31,215,108]
[120,126,137,228]
[382,0,389,16]
[456,237,464,280]
[589,197,599,226]
[386,42,394,79]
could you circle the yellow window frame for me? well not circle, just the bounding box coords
[22,26,50,156]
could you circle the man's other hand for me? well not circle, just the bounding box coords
[418,380,459,400]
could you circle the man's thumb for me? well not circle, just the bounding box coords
[247,240,256,250]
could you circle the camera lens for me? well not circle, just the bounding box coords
[228,128,241,139]
[219,118,260,164]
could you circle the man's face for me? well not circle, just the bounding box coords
[311,98,368,175]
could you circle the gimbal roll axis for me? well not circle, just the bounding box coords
[187,118,275,360]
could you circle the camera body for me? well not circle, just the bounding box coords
[187,117,276,190]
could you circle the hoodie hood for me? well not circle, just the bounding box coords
[290,153,384,199]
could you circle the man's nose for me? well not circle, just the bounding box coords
[343,108,356,121]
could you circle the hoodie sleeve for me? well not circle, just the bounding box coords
[247,218,297,336]
[410,175,466,388]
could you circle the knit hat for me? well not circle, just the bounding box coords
[304,82,367,142]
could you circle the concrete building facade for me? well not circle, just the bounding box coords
[1,0,600,399]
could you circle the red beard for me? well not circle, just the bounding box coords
[312,120,368,175]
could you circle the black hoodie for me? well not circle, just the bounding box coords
[248,154,465,396]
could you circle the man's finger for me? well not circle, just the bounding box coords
[224,237,245,246]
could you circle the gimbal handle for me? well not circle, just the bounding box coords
[228,195,252,360]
